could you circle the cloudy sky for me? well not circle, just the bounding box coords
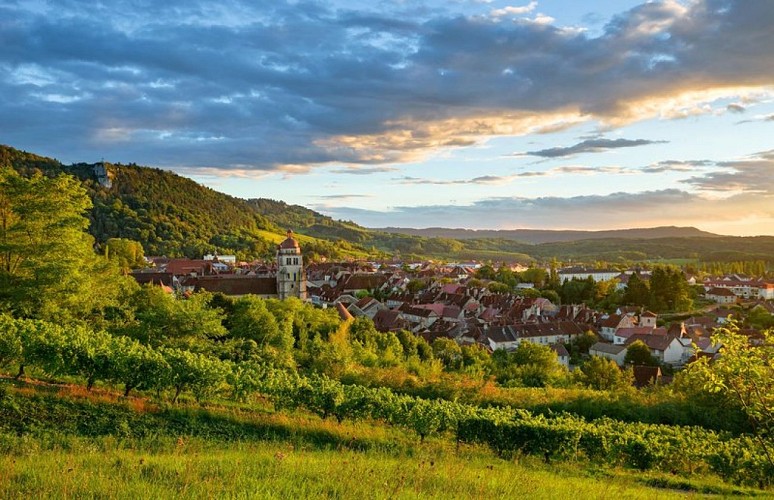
[2,0,773,235]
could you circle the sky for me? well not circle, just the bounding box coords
[2,0,773,235]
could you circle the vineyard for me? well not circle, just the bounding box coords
[1,314,771,489]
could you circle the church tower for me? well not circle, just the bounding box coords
[276,230,306,300]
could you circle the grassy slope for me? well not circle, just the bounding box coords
[0,380,763,499]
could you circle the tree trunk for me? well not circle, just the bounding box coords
[15,364,24,380]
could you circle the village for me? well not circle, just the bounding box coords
[130,231,774,388]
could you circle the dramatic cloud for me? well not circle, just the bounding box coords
[1,0,772,171]
[523,138,666,158]
[681,150,774,193]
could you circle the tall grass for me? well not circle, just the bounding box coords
[2,436,735,499]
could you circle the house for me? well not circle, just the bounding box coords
[706,287,737,304]
[550,343,570,368]
[398,303,439,331]
[625,334,683,366]
[486,326,520,351]
[639,311,658,328]
[613,326,655,345]
[348,296,385,319]
[599,314,635,342]
[372,309,408,333]
[589,342,628,366]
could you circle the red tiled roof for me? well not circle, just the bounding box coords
[185,276,277,296]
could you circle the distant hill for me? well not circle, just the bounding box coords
[373,226,720,244]
[2,144,773,265]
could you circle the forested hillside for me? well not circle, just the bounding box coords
[2,144,774,265]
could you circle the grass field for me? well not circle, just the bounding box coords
[0,380,766,499]
[1,439,737,499]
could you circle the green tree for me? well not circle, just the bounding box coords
[624,340,659,366]
[680,323,773,468]
[432,338,463,371]
[521,267,547,288]
[230,295,293,368]
[576,356,629,390]
[128,287,226,347]
[105,238,145,270]
[0,168,130,322]
[623,272,650,306]
[0,314,21,368]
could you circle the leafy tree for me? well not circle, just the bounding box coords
[648,265,693,312]
[461,344,491,376]
[576,356,629,390]
[487,282,510,294]
[162,348,229,402]
[624,340,659,366]
[475,264,496,280]
[623,272,650,306]
[498,342,565,387]
[406,279,426,294]
[540,289,560,305]
[60,326,114,390]
[128,287,226,346]
[0,314,21,367]
[0,168,131,322]
[680,323,773,469]
[431,338,463,371]
[520,267,547,288]
[107,335,170,397]
[230,295,294,368]
[104,238,145,270]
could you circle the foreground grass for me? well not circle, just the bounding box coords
[0,437,736,499]
[0,380,766,498]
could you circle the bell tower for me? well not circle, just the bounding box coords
[276,230,306,300]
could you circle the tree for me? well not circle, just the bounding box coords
[432,338,463,371]
[230,295,293,368]
[680,324,773,469]
[577,356,629,390]
[520,267,547,288]
[128,287,227,346]
[0,314,21,368]
[487,282,510,294]
[0,168,131,322]
[623,272,650,306]
[104,238,145,271]
[624,340,659,366]
[406,279,426,294]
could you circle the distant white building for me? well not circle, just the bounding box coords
[558,267,620,283]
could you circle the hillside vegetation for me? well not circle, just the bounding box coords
[2,144,774,264]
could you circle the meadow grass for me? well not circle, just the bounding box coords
[0,380,766,499]
[1,436,739,499]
